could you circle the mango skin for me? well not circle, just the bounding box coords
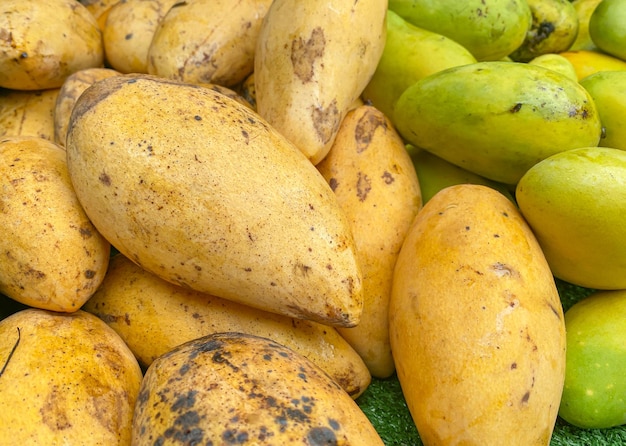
[0,309,143,444]
[393,61,602,185]
[509,0,579,62]
[516,147,626,290]
[589,0,626,61]
[362,10,476,120]
[570,0,602,51]
[528,53,578,81]
[389,184,566,446]
[132,332,385,445]
[559,289,626,429]
[388,0,531,61]
[559,49,626,80]
[66,74,363,327]
[580,71,626,151]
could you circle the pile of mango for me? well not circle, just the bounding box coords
[0,0,625,444]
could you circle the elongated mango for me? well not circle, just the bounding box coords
[393,61,602,185]
[389,184,566,445]
[66,74,363,327]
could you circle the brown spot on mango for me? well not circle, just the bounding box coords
[354,110,386,153]
[311,100,340,145]
[291,27,325,83]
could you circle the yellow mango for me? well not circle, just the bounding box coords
[389,184,566,446]
[559,49,626,80]
[317,105,422,378]
[66,74,363,327]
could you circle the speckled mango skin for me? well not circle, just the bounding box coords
[393,61,602,185]
[0,136,110,312]
[254,0,387,165]
[0,308,143,444]
[132,332,384,445]
[83,253,371,399]
[0,88,59,141]
[0,0,104,91]
[389,184,566,446]
[66,74,363,327]
[389,0,532,61]
[316,105,422,379]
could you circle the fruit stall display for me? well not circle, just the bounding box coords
[1,0,625,444]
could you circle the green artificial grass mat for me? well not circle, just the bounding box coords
[355,278,626,445]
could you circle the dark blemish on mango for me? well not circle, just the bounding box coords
[194,115,202,121]
[294,263,312,277]
[291,27,326,83]
[179,362,190,376]
[84,270,96,279]
[328,418,340,430]
[381,171,394,184]
[354,110,385,153]
[502,211,509,217]
[521,391,531,405]
[79,227,92,238]
[312,100,340,145]
[99,172,111,186]
[465,226,470,231]
[125,33,133,40]
[548,302,562,319]
[510,103,523,113]
[222,429,249,443]
[0,327,20,379]
[171,390,198,412]
[356,172,371,202]
[164,412,205,443]
[511,362,517,370]
[41,386,72,430]
[187,338,224,361]
[307,426,338,445]
[328,178,338,191]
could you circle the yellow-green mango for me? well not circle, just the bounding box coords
[570,0,602,51]
[589,0,626,61]
[516,147,626,289]
[509,0,579,62]
[406,144,514,204]
[362,10,476,119]
[580,70,626,151]
[528,53,578,81]
[559,289,626,429]
[393,61,602,185]
[388,0,531,61]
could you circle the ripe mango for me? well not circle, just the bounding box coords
[393,61,602,185]
[388,0,531,61]
[558,289,626,429]
[516,147,626,290]
[389,184,566,445]
[559,49,626,80]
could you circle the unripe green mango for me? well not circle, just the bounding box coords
[589,0,626,61]
[362,10,476,119]
[393,61,602,185]
[405,144,514,204]
[516,147,626,290]
[388,0,532,61]
[580,70,626,151]
[559,289,626,429]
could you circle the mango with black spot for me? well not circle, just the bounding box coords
[132,332,385,445]
[0,308,143,444]
[389,184,566,445]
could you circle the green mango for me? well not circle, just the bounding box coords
[388,0,532,61]
[393,61,602,185]
[509,0,579,62]
[362,10,476,119]
[405,144,514,204]
[589,0,626,61]
[580,70,626,151]
[559,289,626,429]
[516,146,626,290]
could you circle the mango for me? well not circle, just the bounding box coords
[406,144,514,204]
[527,53,578,81]
[559,49,626,80]
[516,147,626,290]
[388,0,531,61]
[393,61,602,185]
[132,332,385,445]
[389,184,566,445]
[570,0,602,51]
[580,70,626,151]
[362,10,476,119]
[509,0,579,62]
[558,289,626,429]
[589,0,626,61]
